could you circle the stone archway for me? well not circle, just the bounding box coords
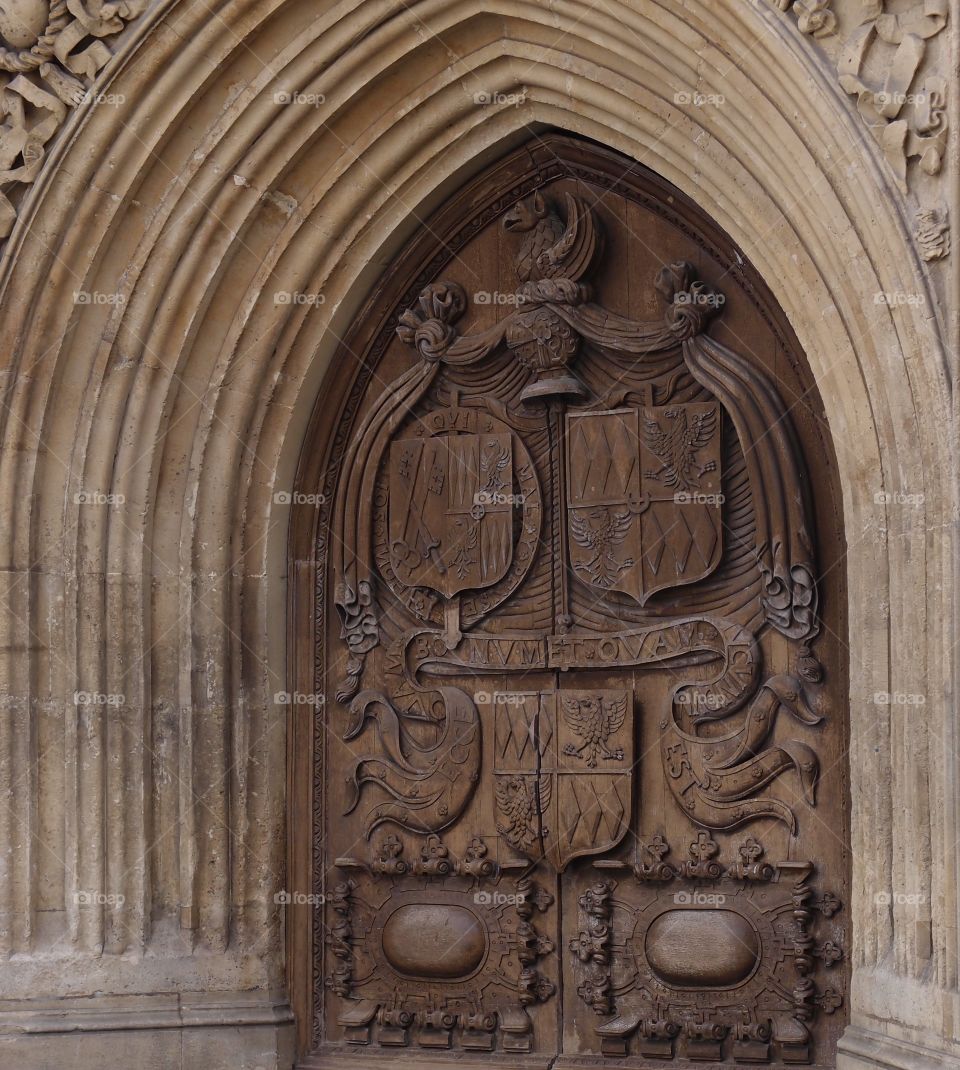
[0,3,953,1069]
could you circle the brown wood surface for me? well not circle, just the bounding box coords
[288,133,849,1068]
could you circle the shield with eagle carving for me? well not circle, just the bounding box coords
[566,405,723,605]
[493,689,633,871]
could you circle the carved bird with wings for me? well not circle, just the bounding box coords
[642,406,718,493]
[495,774,551,853]
[480,438,510,494]
[502,191,599,284]
[561,694,628,768]
[569,506,634,588]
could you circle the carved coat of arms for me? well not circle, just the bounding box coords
[493,690,633,871]
[318,144,846,1060]
[332,188,823,852]
[389,431,514,598]
[567,405,722,603]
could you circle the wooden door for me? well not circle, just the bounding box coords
[290,133,849,1068]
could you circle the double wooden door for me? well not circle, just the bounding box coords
[291,134,849,1068]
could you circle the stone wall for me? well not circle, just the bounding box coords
[0,1,955,1067]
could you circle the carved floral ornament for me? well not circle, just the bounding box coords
[0,0,146,239]
[776,0,952,242]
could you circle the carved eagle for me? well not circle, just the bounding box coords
[480,439,510,494]
[561,695,627,768]
[503,191,598,284]
[569,506,634,588]
[495,774,551,852]
[642,407,718,493]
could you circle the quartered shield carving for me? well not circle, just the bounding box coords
[494,690,633,871]
[567,405,722,604]
[389,431,514,598]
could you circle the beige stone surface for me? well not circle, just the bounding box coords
[0,0,955,1067]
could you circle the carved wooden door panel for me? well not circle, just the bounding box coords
[292,135,849,1069]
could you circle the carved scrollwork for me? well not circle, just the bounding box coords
[774,0,951,199]
[916,206,950,260]
[571,857,844,1061]
[0,0,148,241]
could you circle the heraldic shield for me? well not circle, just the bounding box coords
[493,689,633,871]
[566,405,723,604]
[388,431,514,598]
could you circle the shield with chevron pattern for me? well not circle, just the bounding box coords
[566,405,722,605]
[492,689,633,871]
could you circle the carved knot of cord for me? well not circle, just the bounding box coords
[396,281,467,362]
[655,260,725,340]
[334,579,379,656]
